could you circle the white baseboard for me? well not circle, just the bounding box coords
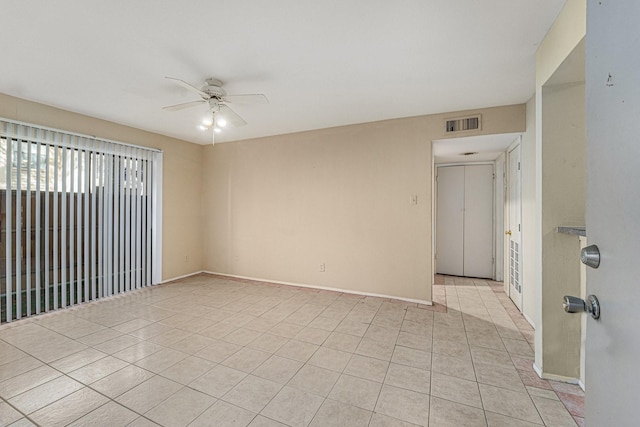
[532,363,580,384]
[202,271,433,306]
[523,312,536,329]
[160,270,207,284]
[578,379,586,391]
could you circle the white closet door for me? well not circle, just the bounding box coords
[463,164,494,278]
[436,166,465,276]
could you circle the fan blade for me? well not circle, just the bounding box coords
[219,104,247,127]
[224,94,269,104]
[162,100,206,111]
[165,76,210,98]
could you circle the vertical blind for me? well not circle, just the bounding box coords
[0,119,162,323]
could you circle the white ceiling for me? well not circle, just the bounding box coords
[0,1,566,145]
[433,133,521,164]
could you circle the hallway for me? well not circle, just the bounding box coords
[0,274,581,426]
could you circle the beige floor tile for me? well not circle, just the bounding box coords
[0,401,23,426]
[401,320,432,337]
[432,338,471,359]
[364,324,400,343]
[502,338,534,357]
[115,375,182,413]
[49,348,107,373]
[467,332,507,351]
[432,326,467,343]
[93,335,142,354]
[0,365,62,399]
[322,331,361,352]
[222,348,271,373]
[479,384,543,424]
[111,318,153,333]
[261,386,324,427]
[355,338,395,361]
[430,371,482,408]
[244,317,279,333]
[526,385,560,400]
[190,364,248,398]
[222,374,283,413]
[384,363,431,394]
[134,347,189,373]
[248,415,288,426]
[0,341,25,366]
[474,362,526,392]
[470,347,513,367]
[8,375,83,414]
[190,400,256,427]
[396,331,432,352]
[68,355,128,384]
[369,413,421,426]
[67,401,138,427]
[112,341,164,363]
[7,417,36,426]
[91,364,155,398]
[328,374,382,411]
[307,316,341,331]
[309,398,372,426]
[147,328,193,347]
[0,355,44,382]
[485,411,543,427]
[288,364,340,397]
[159,355,215,384]
[307,346,352,372]
[391,345,431,370]
[76,328,123,346]
[195,339,242,363]
[253,355,303,384]
[343,354,389,383]
[223,328,264,346]
[168,333,215,354]
[145,387,216,426]
[268,322,305,339]
[335,320,370,337]
[293,327,331,345]
[429,396,487,427]
[275,339,319,362]
[30,387,109,427]
[247,334,289,353]
[375,384,430,426]
[532,396,578,426]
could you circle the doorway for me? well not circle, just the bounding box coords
[506,140,523,310]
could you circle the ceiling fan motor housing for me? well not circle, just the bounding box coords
[202,78,226,98]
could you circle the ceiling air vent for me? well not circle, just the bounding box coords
[445,115,481,133]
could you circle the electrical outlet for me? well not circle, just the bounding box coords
[184,255,189,263]
[410,195,418,205]
[319,263,325,272]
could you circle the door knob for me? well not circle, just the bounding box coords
[563,295,601,319]
[505,230,512,235]
[581,244,600,269]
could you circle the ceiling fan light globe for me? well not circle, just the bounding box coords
[213,126,222,133]
[198,125,207,131]
[202,117,213,126]
[216,117,227,128]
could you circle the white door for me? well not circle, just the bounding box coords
[436,165,493,278]
[584,1,640,423]
[436,166,464,276]
[507,144,522,310]
[463,164,494,278]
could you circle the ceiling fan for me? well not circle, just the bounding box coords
[163,77,269,144]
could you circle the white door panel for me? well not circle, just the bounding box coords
[585,1,640,423]
[436,166,464,276]
[463,165,494,278]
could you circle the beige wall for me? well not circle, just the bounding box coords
[533,0,586,379]
[203,105,525,302]
[0,93,205,281]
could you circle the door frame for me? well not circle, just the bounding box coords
[505,137,523,311]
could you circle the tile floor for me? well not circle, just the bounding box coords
[0,273,583,426]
